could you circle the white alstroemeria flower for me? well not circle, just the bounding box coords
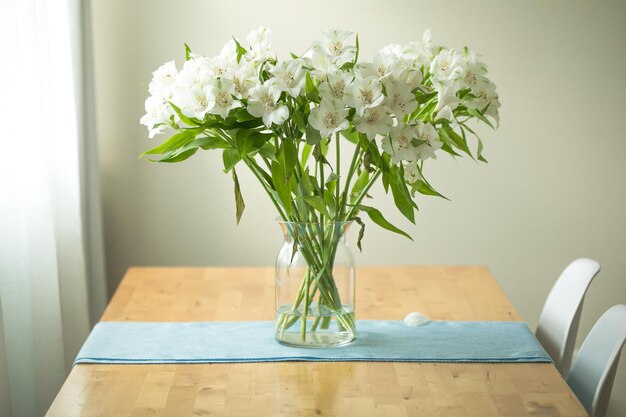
[381,124,419,163]
[343,76,384,115]
[206,79,239,119]
[358,51,399,80]
[415,122,443,160]
[176,57,213,90]
[434,83,461,112]
[219,39,239,63]
[206,40,242,79]
[430,49,464,87]
[304,51,338,82]
[485,96,501,125]
[174,85,216,120]
[403,29,436,67]
[354,106,393,140]
[140,96,172,138]
[269,59,306,97]
[206,55,236,79]
[466,78,500,125]
[245,27,275,63]
[312,29,356,66]
[435,105,454,122]
[148,61,178,99]
[228,60,258,99]
[384,79,418,118]
[247,27,271,48]
[386,64,424,92]
[465,78,497,110]
[309,98,349,138]
[403,162,423,184]
[460,47,488,93]
[380,43,403,58]
[247,81,289,127]
[318,72,353,101]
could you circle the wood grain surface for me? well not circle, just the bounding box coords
[46,266,587,417]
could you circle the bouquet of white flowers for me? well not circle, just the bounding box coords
[140,28,500,346]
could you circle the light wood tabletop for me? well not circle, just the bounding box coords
[46,266,588,417]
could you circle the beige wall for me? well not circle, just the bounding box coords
[91,1,626,415]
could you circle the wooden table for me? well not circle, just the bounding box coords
[46,266,588,417]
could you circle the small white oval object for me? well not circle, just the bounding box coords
[404,311,432,327]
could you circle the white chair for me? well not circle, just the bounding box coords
[535,258,600,376]
[567,305,626,417]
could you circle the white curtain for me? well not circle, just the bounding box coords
[0,0,107,416]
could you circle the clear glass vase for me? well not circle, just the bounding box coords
[275,221,356,348]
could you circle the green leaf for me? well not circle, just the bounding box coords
[339,61,355,71]
[354,216,365,252]
[295,176,311,220]
[460,122,488,162]
[387,167,417,223]
[235,130,272,157]
[363,152,374,173]
[324,190,337,218]
[354,33,360,64]
[437,127,462,157]
[271,161,292,215]
[258,142,278,162]
[312,143,330,166]
[414,91,437,104]
[341,128,359,144]
[440,141,462,157]
[232,37,247,63]
[148,147,198,163]
[299,168,312,194]
[301,143,313,167]
[278,139,298,179]
[305,123,322,145]
[413,97,437,120]
[184,43,192,61]
[168,102,202,126]
[290,225,299,264]
[350,169,369,203]
[222,148,240,172]
[415,180,449,200]
[305,72,319,102]
[325,172,340,186]
[292,109,306,132]
[232,168,245,224]
[194,136,230,150]
[381,165,390,193]
[308,175,320,194]
[303,196,329,217]
[358,133,387,172]
[412,164,449,200]
[355,205,413,241]
[141,129,199,157]
[233,107,258,122]
[440,126,472,157]
[467,107,495,129]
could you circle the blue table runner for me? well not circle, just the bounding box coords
[75,320,551,365]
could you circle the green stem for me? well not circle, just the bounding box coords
[339,146,363,219]
[218,128,358,341]
[345,169,381,220]
[335,133,341,220]
[243,156,288,221]
[301,267,311,341]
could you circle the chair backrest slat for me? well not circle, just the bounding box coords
[567,305,626,417]
[536,258,600,376]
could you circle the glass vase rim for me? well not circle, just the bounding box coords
[275,218,354,227]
